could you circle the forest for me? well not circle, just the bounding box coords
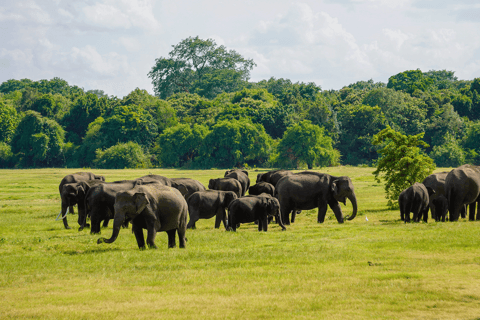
[1,37,479,170]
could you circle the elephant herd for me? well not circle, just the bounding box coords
[399,164,480,223]
[58,169,358,250]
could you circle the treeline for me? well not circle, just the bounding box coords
[0,40,479,169]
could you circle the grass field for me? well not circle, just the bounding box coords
[0,167,479,319]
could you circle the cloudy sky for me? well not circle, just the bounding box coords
[1,0,479,98]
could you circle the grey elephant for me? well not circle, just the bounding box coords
[170,178,206,200]
[224,169,250,196]
[445,164,480,221]
[422,172,449,221]
[275,171,357,224]
[432,196,448,222]
[58,172,105,229]
[186,190,238,229]
[399,182,435,223]
[256,170,293,187]
[248,182,275,197]
[227,193,285,232]
[97,183,188,249]
[85,175,171,233]
[208,178,243,197]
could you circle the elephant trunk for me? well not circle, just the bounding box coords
[343,193,358,221]
[97,212,124,244]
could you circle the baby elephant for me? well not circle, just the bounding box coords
[399,182,435,223]
[248,182,275,197]
[187,190,238,229]
[227,194,286,232]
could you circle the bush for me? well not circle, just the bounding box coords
[0,142,15,168]
[93,142,152,169]
[429,133,465,167]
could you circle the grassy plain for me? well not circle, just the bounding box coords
[0,167,479,319]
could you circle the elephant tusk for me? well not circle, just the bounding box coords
[55,207,69,221]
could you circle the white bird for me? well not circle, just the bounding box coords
[365,216,368,221]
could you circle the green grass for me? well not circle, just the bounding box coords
[1,167,480,319]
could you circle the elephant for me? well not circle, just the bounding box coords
[398,182,435,223]
[208,178,243,198]
[224,169,250,196]
[249,182,275,197]
[97,183,188,249]
[432,195,448,222]
[445,164,480,221]
[227,193,285,232]
[256,170,293,187]
[170,178,206,200]
[422,172,449,221]
[275,171,357,225]
[58,172,105,229]
[85,175,171,233]
[186,190,238,229]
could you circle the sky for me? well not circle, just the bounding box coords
[1,0,479,98]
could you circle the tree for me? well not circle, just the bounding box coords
[0,100,19,143]
[148,36,256,99]
[167,92,217,126]
[372,126,436,208]
[198,119,271,168]
[337,104,386,165]
[94,141,151,169]
[429,133,465,167]
[462,120,480,164]
[387,69,434,94]
[275,120,339,169]
[157,124,209,167]
[10,111,65,167]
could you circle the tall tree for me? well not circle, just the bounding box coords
[148,36,256,99]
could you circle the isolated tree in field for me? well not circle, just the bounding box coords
[148,36,256,99]
[372,126,435,208]
[276,120,339,169]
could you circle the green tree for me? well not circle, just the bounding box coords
[275,120,339,169]
[157,124,209,167]
[77,117,105,167]
[167,92,217,125]
[387,69,434,94]
[462,120,480,164]
[429,133,465,167]
[0,142,15,168]
[372,126,436,208]
[0,100,19,143]
[148,36,256,99]
[198,119,271,168]
[10,111,65,167]
[94,141,151,169]
[337,104,386,165]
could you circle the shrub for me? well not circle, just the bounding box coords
[93,142,152,169]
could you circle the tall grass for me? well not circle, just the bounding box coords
[0,167,479,319]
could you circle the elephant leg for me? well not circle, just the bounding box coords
[469,202,476,221]
[317,202,329,223]
[69,205,75,215]
[214,208,222,229]
[61,204,71,229]
[291,210,296,223]
[103,219,109,228]
[327,200,344,223]
[146,226,158,249]
[460,205,466,219]
[221,209,228,230]
[166,229,176,248]
[422,208,429,223]
[177,229,186,249]
[187,215,197,229]
[132,224,146,250]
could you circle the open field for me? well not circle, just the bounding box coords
[0,167,479,319]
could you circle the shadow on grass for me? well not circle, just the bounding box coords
[62,247,121,255]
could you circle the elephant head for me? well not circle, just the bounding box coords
[223,191,238,207]
[98,191,149,244]
[61,182,87,207]
[331,177,357,221]
[432,195,448,221]
[208,179,217,190]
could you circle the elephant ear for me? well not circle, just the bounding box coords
[134,192,149,214]
[426,186,436,196]
[331,181,338,195]
[77,182,88,198]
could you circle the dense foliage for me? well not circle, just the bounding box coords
[0,37,479,169]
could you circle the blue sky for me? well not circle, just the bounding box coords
[1,0,479,97]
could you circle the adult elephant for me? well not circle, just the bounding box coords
[170,178,206,200]
[58,172,105,229]
[422,172,449,221]
[84,175,170,233]
[97,183,188,249]
[256,170,293,187]
[445,164,480,221]
[249,182,275,197]
[398,182,435,223]
[224,169,250,196]
[275,171,357,225]
[227,193,285,232]
[208,178,242,198]
[186,190,237,229]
